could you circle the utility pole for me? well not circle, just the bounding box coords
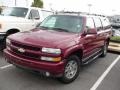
[26,0,28,7]
[15,0,17,6]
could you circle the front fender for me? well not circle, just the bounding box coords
[63,44,83,58]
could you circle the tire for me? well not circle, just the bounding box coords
[2,31,19,50]
[58,55,81,84]
[0,36,7,51]
[100,42,108,57]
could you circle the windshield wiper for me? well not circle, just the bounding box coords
[52,27,69,32]
[10,14,18,17]
[39,26,50,30]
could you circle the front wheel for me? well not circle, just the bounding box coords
[58,55,81,84]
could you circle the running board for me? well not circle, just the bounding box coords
[83,52,102,65]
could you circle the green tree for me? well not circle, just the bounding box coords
[31,0,43,8]
[0,7,2,14]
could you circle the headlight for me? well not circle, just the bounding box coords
[6,39,11,44]
[42,47,61,54]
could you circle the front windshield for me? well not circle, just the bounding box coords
[39,15,83,33]
[1,7,28,18]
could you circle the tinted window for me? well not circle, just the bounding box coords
[29,9,40,19]
[1,7,28,18]
[101,18,111,29]
[93,17,102,30]
[40,15,83,33]
[86,17,95,29]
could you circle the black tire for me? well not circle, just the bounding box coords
[58,55,81,84]
[2,31,19,50]
[100,42,108,57]
[0,36,7,50]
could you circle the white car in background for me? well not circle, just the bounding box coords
[112,28,120,36]
[0,6,53,49]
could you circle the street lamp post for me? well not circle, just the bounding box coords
[88,4,92,13]
[112,9,116,15]
[49,3,53,11]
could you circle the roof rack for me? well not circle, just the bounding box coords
[55,11,106,17]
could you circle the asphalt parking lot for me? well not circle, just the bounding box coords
[0,52,120,90]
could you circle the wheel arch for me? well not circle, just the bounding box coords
[6,28,20,35]
[63,45,84,64]
[106,38,110,45]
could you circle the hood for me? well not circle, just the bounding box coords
[0,15,25,22]
[8,29,79,48]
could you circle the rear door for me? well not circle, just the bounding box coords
[93,17,105,48]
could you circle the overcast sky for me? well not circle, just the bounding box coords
[0,0,120,16]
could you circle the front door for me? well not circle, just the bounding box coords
[25,9,41,31]
[82,17,98,61]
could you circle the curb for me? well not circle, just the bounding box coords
[108,42,120,52]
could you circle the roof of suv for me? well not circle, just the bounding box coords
[56,11,106,18]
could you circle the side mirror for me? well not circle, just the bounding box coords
[36,22,41,27]
[34,17,40,20]
[86,28,97,34]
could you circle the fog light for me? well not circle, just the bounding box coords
[46,72,50,77]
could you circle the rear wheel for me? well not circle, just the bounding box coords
[58,55,81,84]
[100,42,108,57]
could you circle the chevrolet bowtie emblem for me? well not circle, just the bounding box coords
[18,48,25,53]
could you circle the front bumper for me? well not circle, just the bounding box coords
[4,49,65,77]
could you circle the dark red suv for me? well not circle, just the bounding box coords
[4,12,112,83]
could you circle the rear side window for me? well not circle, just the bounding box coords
[101,18,111,29]
[28,9,40,20]
[93,17,102,31]
[86,17,95,29]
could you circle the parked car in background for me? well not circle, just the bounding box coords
[4,12,112,83]
[0,6,53,49]
[110,15,120,27]
[112,26,120,36]
[109,15,120,36]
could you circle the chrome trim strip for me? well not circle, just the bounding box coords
[0,32,6,34]
[82,49,101,62]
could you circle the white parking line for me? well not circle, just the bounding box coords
[90,55,120,90]
[0,64,13,69]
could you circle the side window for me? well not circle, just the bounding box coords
[101,18,111,29]
[93,17,102,31]
[86,17,95,29]
[28,9,40,20]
